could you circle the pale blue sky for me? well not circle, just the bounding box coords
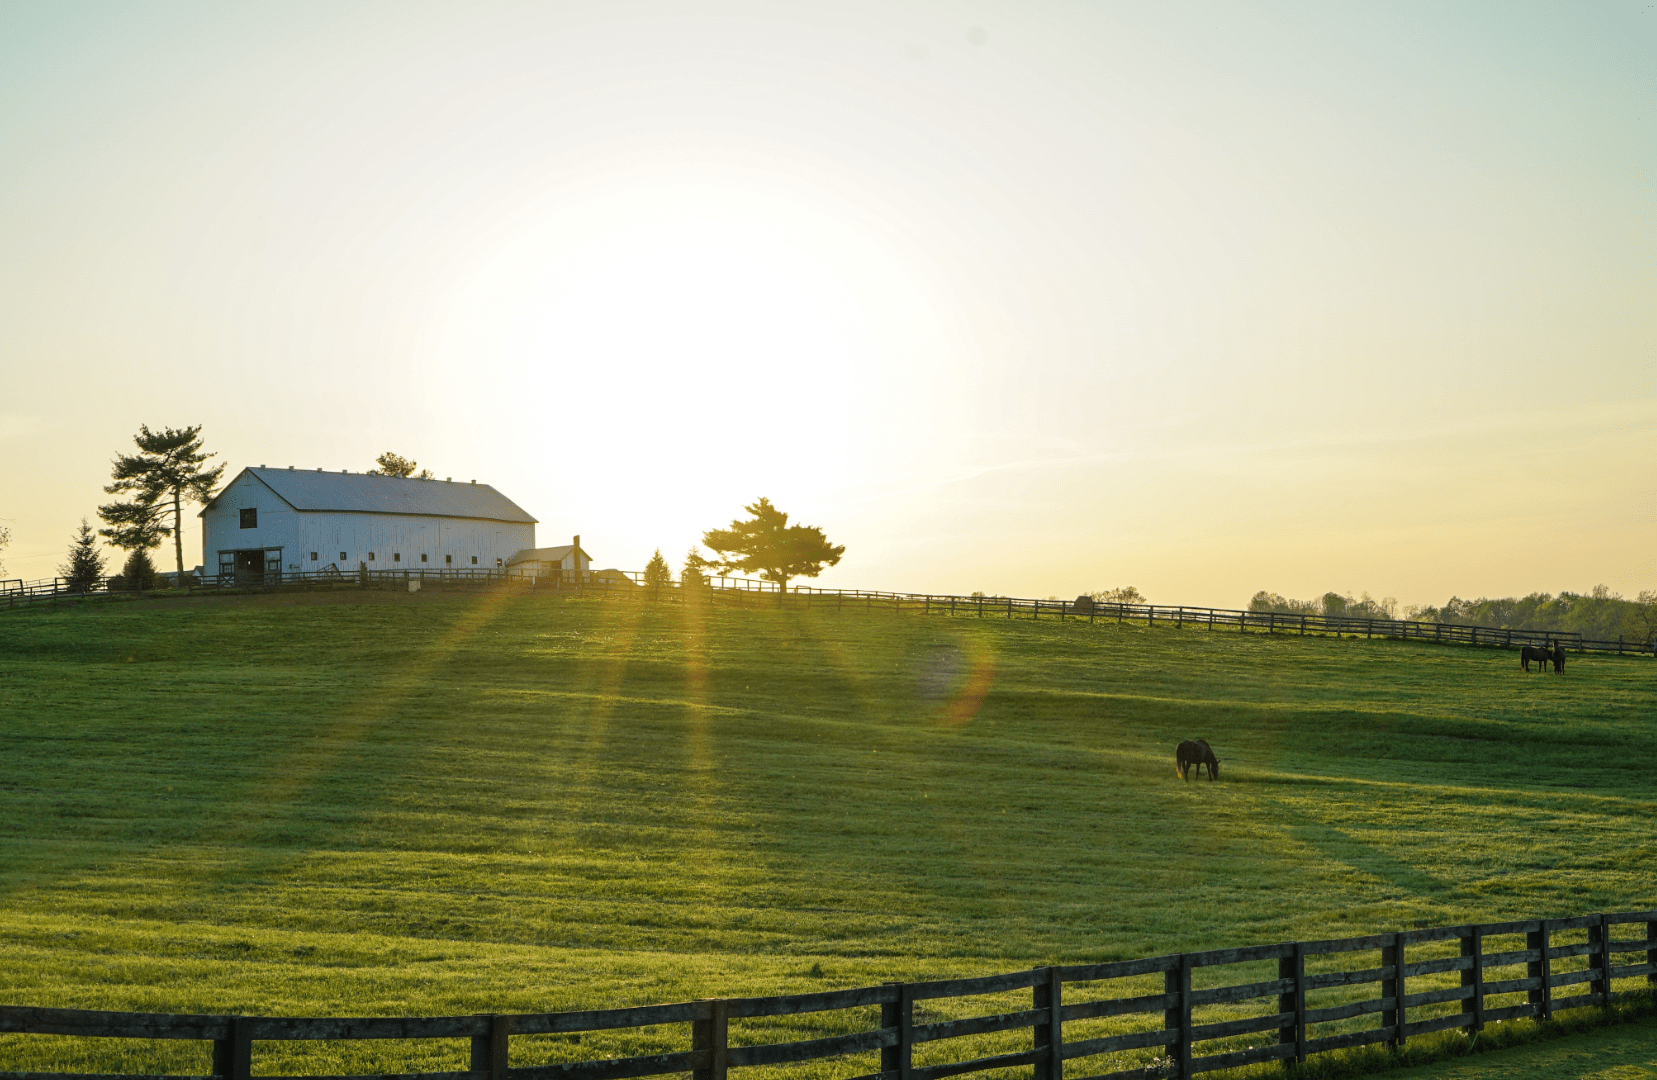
[1,2,1652,604]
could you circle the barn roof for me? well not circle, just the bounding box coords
[204,467,538,523]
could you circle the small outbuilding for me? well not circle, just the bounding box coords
[505,537,593,584]
[200,466,538,584]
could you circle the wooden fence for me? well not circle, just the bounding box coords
[6,570,1654,658]
[4,911,1654,1080]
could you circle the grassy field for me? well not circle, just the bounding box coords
[1,587,1654,1077]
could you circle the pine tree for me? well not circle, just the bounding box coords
[681,547,713,589]
[643,549,673,596]
[99,424,224,575]
[59,520,107,593]
[369,452,434,479]
[116,548,159,592]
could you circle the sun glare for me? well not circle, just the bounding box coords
[426,185,963,554]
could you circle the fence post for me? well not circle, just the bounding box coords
[212,1016,252,1080]
[1278,943,1305,1063]
[1647,917,1657,990]
[1590,914,1611,1008]
[1529,922,1552,1021]
[1164,955,1190,1077]
[1033,967,1063,1080]
[470,1014,514,1080]
[1383,933,1403,1048]
[1461,927,1484,1032]
[692,999,729,1080]
[881,982,912,1080]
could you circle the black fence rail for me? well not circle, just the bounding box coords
[3,911,1653,1080]
[6,570,1653,658]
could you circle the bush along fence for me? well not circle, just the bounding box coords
[4,568,1653,658]
[3,911,1655,1080]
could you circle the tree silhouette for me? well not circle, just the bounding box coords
[99,424,224,574]
[370,452,433,479]
[701,498,843,594]
[644,549,673,597]
[59,520,107,592]
[681,547,713,589]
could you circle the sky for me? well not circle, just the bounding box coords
[1,2,1652,607]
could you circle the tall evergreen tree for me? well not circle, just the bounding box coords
[59,520,107,592]
[99,424,224,575]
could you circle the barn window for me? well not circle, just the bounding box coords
[420,554,428,563]
[471,556,478,565]
[445,554,452,564]
[368,552,375,561]
[240,508,257,529]
[339,552,347,561]
[496,558,502,566]
[394,553,401,562]
[310,552,318,562]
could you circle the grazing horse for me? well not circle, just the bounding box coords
[1176,739,1220,781]
[1520,643,1568,673]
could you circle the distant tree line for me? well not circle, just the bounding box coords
[1249,590,1398,621]
[1407,586,1657,645]
[1250,585,1657,644]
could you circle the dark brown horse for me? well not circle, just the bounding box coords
[1520,643,1566,673]
[1176,739,1220,781]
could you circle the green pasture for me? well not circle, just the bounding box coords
[1,589,1653,1077]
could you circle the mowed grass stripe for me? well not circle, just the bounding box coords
[1,590,1653,1075]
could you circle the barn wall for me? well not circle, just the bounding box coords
[295,513,534,573]
[201,473,300,568]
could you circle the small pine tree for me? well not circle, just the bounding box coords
[118,548,159,592]
[644,549,673,595]
[59,520,107,593]
[682,547,713,589]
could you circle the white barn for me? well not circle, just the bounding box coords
[200,466,537,583]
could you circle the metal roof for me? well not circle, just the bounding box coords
[206,467,537,523]
[506,545,583,565]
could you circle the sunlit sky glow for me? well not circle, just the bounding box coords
[1,2,1652,605]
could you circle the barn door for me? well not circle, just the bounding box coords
[265,550,282,584]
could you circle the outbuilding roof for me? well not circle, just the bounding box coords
[204,467,538,523]
[506,544,585,566]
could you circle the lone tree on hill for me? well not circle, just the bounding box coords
[370,452,433,479]
[60,520,107,592]
[701,497,844,594]
[99,424,224,576]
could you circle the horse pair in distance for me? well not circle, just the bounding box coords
[1176,738,1219,781]
[1519,642,1566,674]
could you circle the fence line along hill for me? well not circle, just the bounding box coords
[4,910,1654,1080]
[5,565,1652,657]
